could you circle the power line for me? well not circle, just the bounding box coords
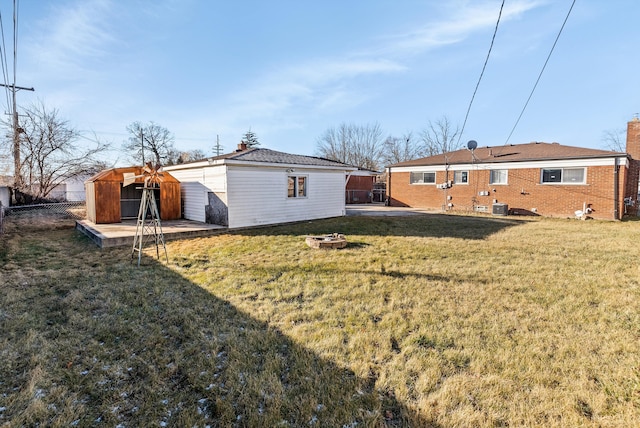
[0,12,11,114]
[456,0,505,147]
[503,0,577,145]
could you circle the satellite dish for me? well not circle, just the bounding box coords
[467,140,478,150]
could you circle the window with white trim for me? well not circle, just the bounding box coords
[541,168,585,184]
[453,171,468,184]
[410,171,436,184]
[490,169,508,184]
[288,175,307,198]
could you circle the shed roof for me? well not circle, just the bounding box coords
[85,166,180,184]
[390,142,625,168]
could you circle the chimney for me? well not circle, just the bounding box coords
[236,142,248,152]
[626,116,640,160]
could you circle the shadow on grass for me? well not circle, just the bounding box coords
[234,212,527,241]
[0,227,439,427]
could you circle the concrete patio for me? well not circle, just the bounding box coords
[76,219,226,248]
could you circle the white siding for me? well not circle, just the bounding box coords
[65,178,87,201]
[0,186,10,208]
[168,167,227,223]
[226,166,346,229]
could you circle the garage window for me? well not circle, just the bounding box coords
[288,176,307,198]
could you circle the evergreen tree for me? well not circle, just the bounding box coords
[241,128,260,148]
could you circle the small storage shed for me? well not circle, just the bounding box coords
[85,166,181,224]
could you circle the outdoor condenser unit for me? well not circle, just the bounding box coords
[492,203,508,216]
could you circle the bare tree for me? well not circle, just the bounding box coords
[315,122,385,170]
[123,121,176,165]
[166,148,208,165]
[420,116,461,155]
[602,128,626,152]
[382,132,425,166]
[9,101,109,200]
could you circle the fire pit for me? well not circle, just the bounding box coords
[305,233,347,249]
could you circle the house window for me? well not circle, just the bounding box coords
[490,169,508,184]
[541,168,585,184]
[410,172,436,184]
[288,175,307,198]
[453,171,468,184]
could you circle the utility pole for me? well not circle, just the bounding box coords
[213,134,223,156]
[0,83,34,193]
[140,129,145,164]
[1,1,34,198]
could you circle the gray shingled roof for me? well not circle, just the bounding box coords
[213,148,355,168]
[390,142,625,168]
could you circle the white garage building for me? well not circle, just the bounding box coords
[163,145,357,229]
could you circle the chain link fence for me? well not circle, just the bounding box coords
[4,201,86,220]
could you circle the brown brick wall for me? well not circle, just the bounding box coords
[626,118,640,160]
[346,175,375,191]
[388,165,629,220]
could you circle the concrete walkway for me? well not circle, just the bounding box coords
[346,204,435,216]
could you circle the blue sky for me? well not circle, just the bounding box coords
[3,0,640,165]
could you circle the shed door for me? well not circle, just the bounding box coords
[120,185,162,219]
[120,184,142,219]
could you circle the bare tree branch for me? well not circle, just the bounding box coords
[382,132,425,166]
[315,122,384,171]
[420,116,461,155]
[601,128,626,152]
[9,101,110,200]
[123,121,176,165]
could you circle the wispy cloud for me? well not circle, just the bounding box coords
[206,0,545,136]
[214,57,406,130]
[374,0,545,57]
[25,0,117,75]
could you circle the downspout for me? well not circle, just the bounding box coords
[386,167,391,206]
[613,162,619,220]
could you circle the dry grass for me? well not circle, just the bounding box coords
[1,213,639,427]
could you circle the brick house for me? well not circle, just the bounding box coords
[386,119,640,220]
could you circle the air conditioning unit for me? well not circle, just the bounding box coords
[492,203,508,216]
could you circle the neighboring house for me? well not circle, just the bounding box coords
[345,169,380,204]
[163,144,357,229]
[386,119,640,220]
[49,175,91,201]
[0,187,9,208]
[0,175,11,207]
